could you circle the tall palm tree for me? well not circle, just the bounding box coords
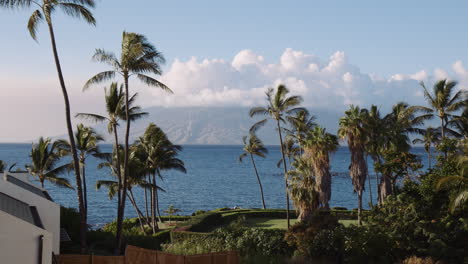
[135,123,186,234]
[412,127,440,169]
[83,32,171,252]
[76,82,147,222]
[249,84,305,228]
[26,137,72,189]
[287,156,319,222]
[0,0,97,253]
[420,80,467,150]
[303,126,339,209]
[56,124,104,215]
[338,105,368,225]
[239,133,269,209]
[362,105,384,206]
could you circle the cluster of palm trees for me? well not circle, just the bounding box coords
[243,80,467,227]
[1,0,174,254]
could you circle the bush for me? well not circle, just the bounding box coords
[284,214,340,257]
[163,226,293,262]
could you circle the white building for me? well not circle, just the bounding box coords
[0,171,61,264]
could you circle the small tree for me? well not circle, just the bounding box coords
[163,205,181,224]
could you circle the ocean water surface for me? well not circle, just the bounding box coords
[0,143,432,228]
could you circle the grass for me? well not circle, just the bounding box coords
[245,217,360,229]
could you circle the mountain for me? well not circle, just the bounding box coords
[96,107,343,145]
[51,107,343,145]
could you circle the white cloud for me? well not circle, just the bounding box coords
[150,48,466,110]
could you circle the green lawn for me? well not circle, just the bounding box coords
[245,217,359,229]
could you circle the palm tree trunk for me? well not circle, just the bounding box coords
[441,117,447,159]
[127,189,146,233]
[113,125,123,228]
[46,20,87,254]
[115,74,130,254]
[428,148,432,169]
[81,160,88,214]
[277,120,290,229]
[357,191,362,225]
[250,154,266,209]
[151,172,158,233]
[366,156,373,207]
[156,172,164,223]
[144,174,150,222]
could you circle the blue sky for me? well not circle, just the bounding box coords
[0,0,467,141]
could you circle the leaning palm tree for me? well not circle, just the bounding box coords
[338,105,368,225]
[420,80,467,143]
[0,0,97,253]
[287,156,319,222]
[239,133,269,209]
[412,127,440,170]
[26,137,72,189]
[76,82,147,220]
[303,126,339,209]
[83,32,171,252]
[56,124,104,215]
[97,147,159,233]
[249,84,305,228]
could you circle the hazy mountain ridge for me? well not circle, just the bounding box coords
[53,107,343,145]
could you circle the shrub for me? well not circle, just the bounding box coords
[284,214,340,257]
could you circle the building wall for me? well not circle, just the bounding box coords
[0,173,60,253]
[0,210,53,264]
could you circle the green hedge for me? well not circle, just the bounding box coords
[170,230,211,243]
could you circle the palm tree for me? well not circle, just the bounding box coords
[285,109,317,152]
[76,82,147,222]
[436,139,468,213]
[0,0,97,253]
[239,133,269,209]
[420,80,467,150]
[56,124,104,215]
[249,85,305,229]
[287,156,319,222]
[412,127,440,170]
[135,123,186,234]
[97,147,158,233]
[447,106,468,138]
[363,105,384,206]
[83,32,171,252]
[338,105,368,225]
[276,137,300,169]
[376,102,431,203]
[303,126,339,209]
[26,137,72,189]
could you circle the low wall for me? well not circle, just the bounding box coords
[56,245,239,264]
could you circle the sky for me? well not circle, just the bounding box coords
[0,0,467,142]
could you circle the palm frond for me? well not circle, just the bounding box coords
[58,2,95,25]
[27,9,43,40]
[136,74,172,93]
[83,71,116,90]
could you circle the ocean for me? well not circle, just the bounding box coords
[0,143,432,228]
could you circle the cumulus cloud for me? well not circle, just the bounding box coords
[147,48,466,111]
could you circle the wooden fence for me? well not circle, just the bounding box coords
[56,245,240,264]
